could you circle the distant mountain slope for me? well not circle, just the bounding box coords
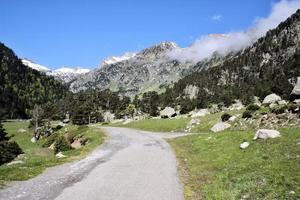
[171,9,300,104]
[21,59,90,83]
[0,43,69,118]
[70,42,194,96]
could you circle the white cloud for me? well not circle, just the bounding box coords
[168,0,300,63]
[212,15,222,21]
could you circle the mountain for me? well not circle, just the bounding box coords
[21,59,50,73]
[47,67,90,83]
[21,59,90,83]
[170,9,300,106]
[100,52,137,66]
[0,43,69,118]
[70,42,194,95]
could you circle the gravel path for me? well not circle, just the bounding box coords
[0,127,185,200]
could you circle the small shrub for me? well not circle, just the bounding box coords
[246,104,260,112]
[0,141,23,165]
[271,105,288,115]
[221,113,232,122]
[242,110,252,118]
[54,136,72,154]
[42,132,58,147]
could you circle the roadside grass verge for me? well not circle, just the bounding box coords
[110,117,191,132]
[169,127,300,200]
[0,121,105,186]
[191,109,244,133]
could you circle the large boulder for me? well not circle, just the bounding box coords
[160,107,176,118]
[253,129,281,140]
[291,77,300,99]
[103,111,115,122]
[262,93,281,104]
[210,122,231,133]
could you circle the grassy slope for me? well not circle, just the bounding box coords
[111,117,191,132]
[0,121,105,186]
[169,128,300,200]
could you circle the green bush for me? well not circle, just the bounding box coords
[54,136,72,154]
[42,132,58,147]
[0,141,23,165]
[242,110,252,118]
[221,113,232,122]
[271,105,288,115]
[246,104,260,112]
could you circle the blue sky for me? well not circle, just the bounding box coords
[0,0,277,69]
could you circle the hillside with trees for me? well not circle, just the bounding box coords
[0,43,69,119]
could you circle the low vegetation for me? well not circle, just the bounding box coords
[0,121,105,186]
[111,117,191,132]
[169,127,300,200]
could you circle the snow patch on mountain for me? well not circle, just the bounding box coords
[100,52,137,66]
[22,58,90,83]
[22,59,50,73]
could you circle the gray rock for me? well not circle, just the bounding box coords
[55,152,66,158]
[160,107,176,118]
[229,116,237,122]
[31,137,37,143]
[253,129,281,140]
[63,119,70,123]
[291,77,300,96]
[7,160,24,166]
[262,93,282,104]
[210,122,231,133]
[240,142,250,149]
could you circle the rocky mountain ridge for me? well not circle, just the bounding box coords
[21,59,90,83]
[70,42,194,95]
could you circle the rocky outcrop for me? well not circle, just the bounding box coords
[160,107,176,118]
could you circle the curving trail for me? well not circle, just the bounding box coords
[0,127,185,200]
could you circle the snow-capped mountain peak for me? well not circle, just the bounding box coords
[100,52,137,67]
[22,58,90,83]
[21,59,50,73]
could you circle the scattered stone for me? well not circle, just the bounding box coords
[254,96,262,106]
[49,142,55,150]
[63,118,70,123]
[253,129,281,140]
[71,139,82,149]
[160,107,176,118]
[229,116,237,122]
[55,152,66,158]
[17,128,27,133]
[262,93,281,104]
[7,160,24,166]
[289,191,295,195]
[240,142,250,149]
[31,137,37,143]
[190,109,210,118]
[210,122,231,133]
